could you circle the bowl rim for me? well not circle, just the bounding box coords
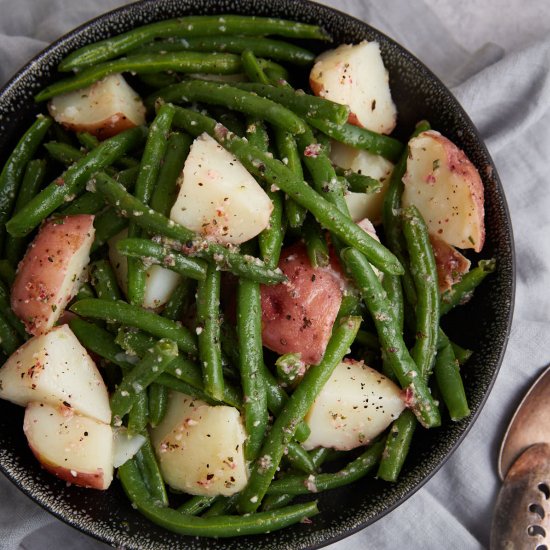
[0,0,515,548]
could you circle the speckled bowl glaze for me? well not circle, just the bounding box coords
[0,0,514,548]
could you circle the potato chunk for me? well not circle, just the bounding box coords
[310,41,397,134]
[24,401,113,490]
[0,325,111,423]
[48,74,146,139]
[303,360,405,451]
[330,141,394,224]
[169,133,272,245]
[11,214,94,335]
[150,392,248,497]
[260,242,343,365]
[402,131,485,252]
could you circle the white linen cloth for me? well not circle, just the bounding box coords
[0,0,549,548]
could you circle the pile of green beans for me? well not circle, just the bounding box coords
[0,13,496,539]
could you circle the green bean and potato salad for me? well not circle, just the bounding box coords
[0,14,494,537]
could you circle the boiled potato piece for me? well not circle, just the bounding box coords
[113,427,146,468]
[303,360,405,451]
[330,141,393,224]
[150,392,248,497]
[108,229,182,309]
[169,133,273,245]
[0,324,111,423]
[24,401,114,490]
[310,41,397,134]
[402,130,485,252]
[260,242,343,365]
[430,234,471,292]
[48,74,146,140]
[11,214,94,335]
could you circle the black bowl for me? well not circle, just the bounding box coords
[0,0,514,548]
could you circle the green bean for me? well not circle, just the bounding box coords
[155,374,221,406]
[285,441,316,474]
[115,327,241,409]
[380,274,402,382]
[232,83,349,126]
[195,264,224,401]
[274,130,306,229]
[74,282,96,302]
[0,260,15,287]
[440,258,496,315]
[90,260,122,301]
[237,277,268,462]
[0,115,52,254]
[355,330,380,350]
[50,123,74,145]
[127,104,175,306]
[243,119,282,267]
[451,341,473,365]
[161,278,195,321]
[76,132,100,151]
[116,238,208,281]
[133,35,316,65]
[134,437,168,506]
[434,334,470,421]
[110,339,178,421]
[90,208,128,252]
[334,166,383,194]
[93,172,286,284]
[377,409,417,481]
[177,495,219,515]
[120,456,319,535]
[267,439,385,495]
[0,282,28,340]
[201,494,239,518]
[241,49,271,85]
[0,311,21,355]
[151,81,307,135]
[298,127,349,217]
[71,299,197,355]
[382,129,428,311]
[76,132,139,170]
[276,353,306,388]
[170,107,403,275]
[250,128,284,269]
[219,320,310,443]
[335,293,361,323]
[237,316,361,513]
[4,159,47,265]
[128,390,150,435]
[44,141,83,165]
[341,248,440,428]
[303,215,329,268]
[6,127,147,238]
[61,16,329,71]
[307,118,403,163]
[402,205,439,379]
[207,106,245,137]
[150,132,191,217]
[38,53,247,101]
[148,383,169,427]
[68,318,135,370]
[62,166,138,216]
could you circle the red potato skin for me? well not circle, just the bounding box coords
[28,448,107,489]
[260,242,343,365]
[429,234,471,293]
[11,215,95,335]
[60,113,137,141]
